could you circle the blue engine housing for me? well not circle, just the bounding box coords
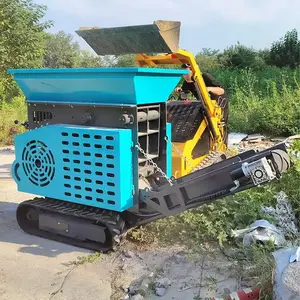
[12,124,134,212]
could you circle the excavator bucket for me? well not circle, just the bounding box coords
[76,20,181,55]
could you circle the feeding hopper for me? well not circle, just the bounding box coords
[76,20,181,55]
[8,67,188,105]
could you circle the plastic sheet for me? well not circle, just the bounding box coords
[228,133,248,145]
[231,220,286,246]
[290,247,300,263]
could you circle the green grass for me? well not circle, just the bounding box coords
[211,66,300,98]
[207,67,300,136]
[228,80,300,136]
[214,68,300,136]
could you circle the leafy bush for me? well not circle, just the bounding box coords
[212,66,300,97]
[0,96,27,145]
[209,68,300,136]
[228,89,300,136]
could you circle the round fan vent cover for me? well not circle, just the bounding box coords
[22,140,55,187]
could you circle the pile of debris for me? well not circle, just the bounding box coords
[231,190,300,300]
[228,133,283,153]
[232,191,298,247]
[121,272,171,300]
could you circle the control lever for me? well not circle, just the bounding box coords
[14,120,29,130]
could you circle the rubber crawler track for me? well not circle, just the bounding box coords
[16,197,125,252]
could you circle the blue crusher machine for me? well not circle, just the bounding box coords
[8,24,293,252]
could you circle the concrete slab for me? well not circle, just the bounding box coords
[147,250,240,300]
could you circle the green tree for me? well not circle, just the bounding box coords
[77,50,102,68]
[195,48,222,72]
[43,31,81,68]
[43,31,103,68]
[0,0,52,91]
[198,48,220,56]
[219,42,266,70]
[114,54,136,67]
[269,29,300,68]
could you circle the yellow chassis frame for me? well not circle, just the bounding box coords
[136,49,227,178]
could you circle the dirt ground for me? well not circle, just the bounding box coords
[0,146,249,300]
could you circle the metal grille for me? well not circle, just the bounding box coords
[167,102,204,142]
[32,111,53,123]
[60,131,121,208]
[21,140,55,187]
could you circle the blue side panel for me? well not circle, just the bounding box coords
[12,125,134,212]
[166,122,172,178]
[134,74,183,105]
[7,68,188,105]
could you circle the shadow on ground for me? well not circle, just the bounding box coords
[0,201,90,258]
[0,164,12,179]
[0,148,14,154]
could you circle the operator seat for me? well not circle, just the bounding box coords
[166,101,210,158]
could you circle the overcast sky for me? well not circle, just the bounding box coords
[33,0,300,54]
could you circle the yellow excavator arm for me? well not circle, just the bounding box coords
[136,50,215,114]
[135,49,227,176]
[76,20,227,177]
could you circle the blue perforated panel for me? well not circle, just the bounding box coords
[12,124,134,212]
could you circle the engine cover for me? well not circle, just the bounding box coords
[12,124,134,212]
